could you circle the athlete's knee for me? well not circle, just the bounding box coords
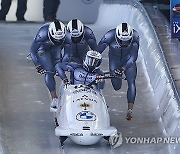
[113,85,121,91]
[45,74,56,92]
[45,67,56,76]
[55,62,63,69]
[111,78,122,91]
[54,59,62,66]
[45,72,56,82]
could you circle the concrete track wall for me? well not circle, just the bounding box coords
[94,1,180,152]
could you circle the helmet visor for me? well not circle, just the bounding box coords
[85,56,101,67]
[71,34,83,44]
[84,55,101,72]
[117,37,132,48]
[49,34,64,45]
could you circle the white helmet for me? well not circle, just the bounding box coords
[67,19,84,43]
[48,20,66,44]
[83,50,102,73]
[116,23,133,47]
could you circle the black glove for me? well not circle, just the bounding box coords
[114,67,125,75]
[36,65,46,75]
[63,78,70,88]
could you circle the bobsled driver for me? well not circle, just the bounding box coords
[97,23,139,121]
[62,19,98,64]
[55,50,104,90]
[29,20,66,111]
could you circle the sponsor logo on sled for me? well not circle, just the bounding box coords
[70,133,83,136]
[76,111,96,121]
[80,102,92,110]
[73,88,97,95]
[91,133,103,136]
[76,97,97,103]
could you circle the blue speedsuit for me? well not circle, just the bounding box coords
[98,29,139,103]
[62,26,98,64]
[55,62,104,90]
[29,23,64,92]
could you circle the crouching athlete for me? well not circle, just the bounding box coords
[55,50,105,90]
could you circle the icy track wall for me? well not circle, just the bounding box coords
[95,0,180,152]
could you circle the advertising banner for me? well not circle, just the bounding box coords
[171,0,180,38]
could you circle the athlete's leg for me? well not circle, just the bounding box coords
[109,58,122,91]
[124,63,137,120]
[37,50,57,99]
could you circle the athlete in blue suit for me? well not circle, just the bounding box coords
[62,19,98,64]
[98,23,139,120]
[29,20,66,111]
[56,50,104,90]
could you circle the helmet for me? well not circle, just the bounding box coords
[48,20,66,45]
[116,23,133,47]
[83,50,102,73]
[67,19,84,43]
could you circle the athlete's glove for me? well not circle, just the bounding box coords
[63,78,70,88]
[36,65,46,75]
[95,75,104,83]
[114,67,125,75]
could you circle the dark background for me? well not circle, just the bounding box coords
[140,0,170,21]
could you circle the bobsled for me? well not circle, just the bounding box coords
[54,75,122,148]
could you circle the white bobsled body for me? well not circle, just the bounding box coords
[55,84,117,145]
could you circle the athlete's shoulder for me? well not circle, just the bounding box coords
[100,28,116,43]
[84,26,94,33]
[84,26,96,39]
[35,23,50,43]
[132,29,139,43]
